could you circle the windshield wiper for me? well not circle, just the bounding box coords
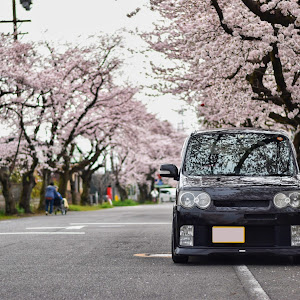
[206,173,242,176]
[265,173,291,177]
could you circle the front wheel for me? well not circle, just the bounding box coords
[172,224,188,264]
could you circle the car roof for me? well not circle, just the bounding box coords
[191,127,289,137]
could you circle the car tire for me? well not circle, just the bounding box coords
[172,225,188,264]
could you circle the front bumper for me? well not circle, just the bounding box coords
[175,246,300,256]
[173,206,300,256]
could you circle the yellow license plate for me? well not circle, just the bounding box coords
[212,226,245,243]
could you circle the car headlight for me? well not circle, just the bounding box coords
[273,191,300,209]
[273,193,290,208]
[180,192,195,208]
[179,191,211,209]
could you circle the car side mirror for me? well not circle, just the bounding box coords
[160,164,179,181]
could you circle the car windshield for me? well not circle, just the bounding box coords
[183,132,295,177]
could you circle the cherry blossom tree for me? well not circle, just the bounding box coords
[0,32,185,211]
[111,106,185,202]
[17,36,136,210]
[145,0,300,161]
[0,135,24,215]
[0,34,40,214]
[60,89,138,205]
[0,33,141,211]
[108,100,154,201]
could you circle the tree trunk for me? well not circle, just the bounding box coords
[69,174,78,205]
[147,168,156,192]
[138,183,150,203]
[58,168,69,198]
[39,169,51,211]
[116,181,128,201]
[19,171,36,213]
[80,171,92,205]
[0,167,17,215]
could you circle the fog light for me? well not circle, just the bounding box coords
[180,225,194,246]
[291,225,300,246]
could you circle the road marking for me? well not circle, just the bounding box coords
[66,226,85,230]
[134,253,172,258]
[70,222,171,225]
[98,225,125,228]
[0,232,85,235]
[27,227,66,230]
[234,265,270,300]
[135,255,270,300]
[26,226,85,230]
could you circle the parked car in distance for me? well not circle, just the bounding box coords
[159,188,176,202]
[160,128,300,263]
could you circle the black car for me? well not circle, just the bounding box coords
[160,128,300,263]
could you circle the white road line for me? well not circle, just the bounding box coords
[65,226,85,230]
[234,265,270,300]
[0,232,85,235]
[26,227,66,230]
[69,222,171,225]
[98,225,125,228]
[26,226,85,230]
[134,253,172,258]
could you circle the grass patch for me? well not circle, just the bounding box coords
[101,202,114,208]
[112,199,138,206]
[0,208,40,221]
[0,198,143,219]
[17,205,25,214]
[68,203,113,211]
[0,210,17,220]
[68,199,139,211]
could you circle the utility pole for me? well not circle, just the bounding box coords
[12,0,18,40]
[0,0,31,40]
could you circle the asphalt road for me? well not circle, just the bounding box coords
[0,203,300,300]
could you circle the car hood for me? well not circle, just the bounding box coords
[180,174,300,189]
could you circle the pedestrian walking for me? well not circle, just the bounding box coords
[151,188,159,203]
[45,182,59,215]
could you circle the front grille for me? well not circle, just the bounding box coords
[214,200,270,208]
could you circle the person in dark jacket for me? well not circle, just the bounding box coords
[45,182,59,215]
[53,187,63,207]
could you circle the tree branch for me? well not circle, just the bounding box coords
[241,0,298,28]
[211,0,261,41]
[270,41,295,112]
[269,112,298,127]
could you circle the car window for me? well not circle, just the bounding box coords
[160,190,170,194]
[183,133,295,176]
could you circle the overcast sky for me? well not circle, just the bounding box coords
[0,0,198,132]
